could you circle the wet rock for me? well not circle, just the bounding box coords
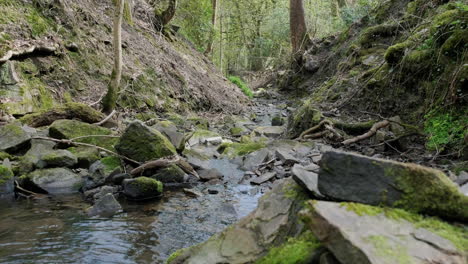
[275,149,299,165]
[168,178,307,263]
[87,193,122,217]
[183,188,202,198]
[83,157,121,191]
[152,164,188,183]
[67,146,100,168]
[455,171,468,186]
[250,172,276,185]
[17,139,56,174]
[186,130,221,147]
[271,115,285,126]
[198,168,223,181]
[292,164,322,198]
[252,126,285,138]
[108,173,131,185]
[123,177,163,201]
[300,201,466,264]
[49,119,117,150]
[40,150,77,168]
[116,121,176,163]
[0,165,14,200]
[153,121,186,151]
[21,168,83,194]
[318,151,468,221]
[182,149,211,170]
[0,123,31,153]
[242,148,269,171]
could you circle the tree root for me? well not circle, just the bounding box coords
[93,110,117,126]
[130,155,200,179]
[0,42,57,65]
[342,120,390,145]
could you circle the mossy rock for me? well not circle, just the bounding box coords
[41,149,78,168]
[0,123,31,154]
[115,121,177,163]
[151,164,187,183]
[49,119,118,151]
[0,151,12,160]
[21,103,105,128]
[286,100,324,138]
[67,146,100,168]
[20,168,83,194]
[219,142,267,157]
[0,165,14,196]
[122,177,163,201]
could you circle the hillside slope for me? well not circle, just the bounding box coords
[0,0,247,118]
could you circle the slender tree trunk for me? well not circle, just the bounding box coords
[205,0,217,55]
[161,0,177,25]
[290,0,309,55]
[102,0,125,113]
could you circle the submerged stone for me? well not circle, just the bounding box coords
[86,193,122,217]
[0,165,14,200]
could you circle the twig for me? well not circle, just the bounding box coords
[32,136,141,165]
[89,92,106,107]
[342,120,390,145]
[14,180,41,196]
[298,120,332,139]
[130,156,180,176]
[93,110,117,126]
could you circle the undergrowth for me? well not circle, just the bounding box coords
[424,108,467,151]
[228,76,253,98]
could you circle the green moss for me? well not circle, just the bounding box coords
[230,127,245,135]
[343,202,468,251]
[100,156,121,174]
[0,165,13,185]
[220,142,266,157]
[255,231,320,264]
[166,113,185,126]
[26,8,52,37]
[166,248,184,264]
[182,149,210,161]
[158,120,175,128]
[365,235,412,264]
[384,40,413,64]
[0,152,11,160]
[228,76,253,98]
[67,146,100,168]
[132,177,163,193]
[440,29,468,57]
[424,109,468,151]
[358,23,399,48]
[287,99,324,138]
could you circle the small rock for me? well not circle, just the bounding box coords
[271,115,285,126]
[242,148,269,171]
[275,149,299,165]
[252,126,285,138]
[250,172,276,185]
[108,173,131,185]
[65,42,79,52]
[87,193,122,217]
[20,168,83,194]
[205,137,223,145]
[40,150,78,168]
[0,165,14,200]
[460,183,468,196]
[455,171,468,186]
[292,164,322,198]
[151,164,188,183]
[123,177,163,201]
[183,188,202,198]
[198,168,223,181]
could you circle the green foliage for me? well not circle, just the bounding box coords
[255,231,320,264]
[25,8,52,37]
[219,141,266,157]
[100,156,121,174]
[228,76,253,98]
[424,109,467,151]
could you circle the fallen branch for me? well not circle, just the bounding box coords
[176,159,200,179]
[130,156,180,176]
[298,120,333,139]
[342,120,390,145]
[32,136,141,165]
[93,110,117,126]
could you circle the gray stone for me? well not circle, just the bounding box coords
[93,185,119,201]
[455,171,468,186]
[0,165,14,200]
[40,149,78,168]
[122,177,163,201]
[83,160,120,191]
[87,193,122,217]
[153,121,186,151]
[183,149,211,170]
[242,148,269,171]
[460,183,468,196]
[275,149,299,165]
[169,178,306,263]
[183,188,202,198]
[108,173,131,185]
[318,151,468,221]
[0,123,31,153]
[252,126,285,138]
[300,201,465,264]
[250,172,276,185]
[205,137,223,145]
[21,168,83,194]
[186,130,221,147]
[292,164,323,198]
[198,168,223,181]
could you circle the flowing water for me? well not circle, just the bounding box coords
[0,159,262,264]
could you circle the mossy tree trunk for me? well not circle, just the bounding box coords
[290,0,309,56]
[103,0,125,113]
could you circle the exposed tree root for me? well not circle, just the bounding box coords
[342,120,390,145]
[93,110,117,126]
[0,42,57,65]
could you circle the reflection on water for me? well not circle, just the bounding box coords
[0,183,261,264]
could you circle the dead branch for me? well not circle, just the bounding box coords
[93,110,116,126]
[342,120,390,145]
[176,159,200,179]
[32,136,141,165]
[130,156,180,176]
[298,120,333,139]
[304,131,328,139]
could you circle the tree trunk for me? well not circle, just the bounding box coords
[161,0,177,25]
[205,0,217,55]
[290,0,309,55]
[102,0,125,113]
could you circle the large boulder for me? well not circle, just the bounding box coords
[20,168,83,194]
[40,150,78,168]
[153,121,186,151]
[86,193,122,217]
[0,165,14,200]
[300,201,467,264]
[122,177,163,200]
[49,119,117,150]
[0,123,31,153]
[17,138,56,174]
[318,151,468,221]
[167,178,308,264]
[83,157,121,191]
[116,121,177,163]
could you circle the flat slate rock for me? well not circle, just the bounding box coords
[292,164,323,198]
[250,172,276,185]
[0,123,31,153]
[301,201,466,264]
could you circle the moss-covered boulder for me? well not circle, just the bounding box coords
[0,165,14,200]
[49,119,118,150]
[116,121,177,163]
[20,168,83,194]
[0,123,31,153]
[84,156,121,191]
[286,100,323,138]
[67,146,100,168]
[300,201,467,264]
[21,102,105,128]
[186,129,221,147]
[122,177,163,201]
[318,151,468,221]
[153,121,186,151]
[151,164,187,183]
[40,150,78,168]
